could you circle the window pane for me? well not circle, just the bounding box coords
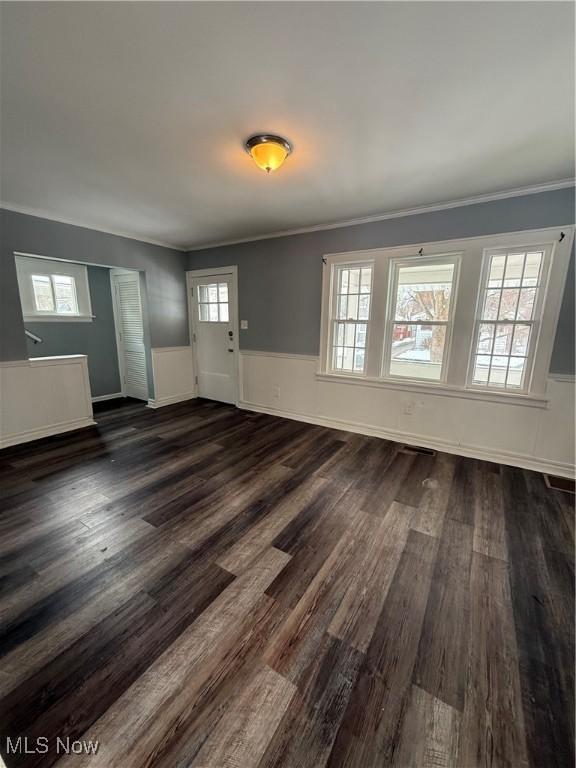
[498,289,519,320]
[506,358,526,388]
[219,303,229,322]
[218,283,228,302]
[511,324,531,356]
[348,269,360,293]
[489,357,509,386]
[199,303,209,321]
[53,275,78,314]
[482,289,500,321]
[347,294,359,320]
[473,355,491,384]
[335,322,345,345]
[524,252,543,285]
[516,288,536,320]
[207,284,218,303]
[208,304,218,321]
[493,324,513,355]
[353,349,365,371]
[394,262,454,322]
[478,323,495,354]
[339,269,349,294]
[344,323,355,347]
[503,253,525,287]
[488,255,506,287]
[390,323,446,381]
[32,275,54,311]
[198,285,210,303]
[360,269,371,293]
[337,295,348,319]
[358,294,370,320]
[356,323,367,348]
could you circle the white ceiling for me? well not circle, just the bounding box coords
[1,2,574,250]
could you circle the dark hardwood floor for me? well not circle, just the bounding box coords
[0,398,573,767]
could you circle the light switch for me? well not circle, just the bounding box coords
[240,320,248,330]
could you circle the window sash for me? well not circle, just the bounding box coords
[383,254,460,383]
[328,262,373,374]
[31,273,79,316]
[467,246,550,393]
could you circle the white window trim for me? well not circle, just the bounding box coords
[15,253,93,322]
[318,225,574,404]
[382,252,461,385]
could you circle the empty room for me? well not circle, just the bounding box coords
[0,2,574,767]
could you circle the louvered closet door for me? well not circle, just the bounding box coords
[112,272,148,401]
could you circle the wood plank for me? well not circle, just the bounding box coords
[394,685,461,768]
[191,664,296,768]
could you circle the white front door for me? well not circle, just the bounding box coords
[111,270,149,401]
[190,272,238,404]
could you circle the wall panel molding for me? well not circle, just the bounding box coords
[0,355,95,448]
[239,352,575,478]
[147,346,196,409]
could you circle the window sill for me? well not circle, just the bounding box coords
[24,315,94,323]
[316,371,549,408]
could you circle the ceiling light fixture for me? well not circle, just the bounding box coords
[245,134,292,173]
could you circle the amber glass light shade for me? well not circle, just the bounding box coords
[245,135,292,173]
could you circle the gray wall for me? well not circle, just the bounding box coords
[25,265,122,398]
[0,208,189,362]
[187,188,575,375]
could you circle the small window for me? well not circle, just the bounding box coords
[384,256,459,381]
[470,248,547,391]
[32,274,79,315]
[198,282,229,322]
[16,255,91,321]
[329,264,372,373]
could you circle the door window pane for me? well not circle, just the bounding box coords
[198,281,230,323]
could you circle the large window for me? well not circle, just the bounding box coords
[15,255,92,321]
[384,256,459,382]
[319,227,572,401]
[469,248,547,391]
[329,264,372,373]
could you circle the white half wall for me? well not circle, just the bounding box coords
[239,351,575,478]
[148,346,196,408]
[0,355,95,448]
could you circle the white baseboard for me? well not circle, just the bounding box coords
[147,392,197,409]
[0,417,96,449]
[91,392,124,403]
[238,399,575,479]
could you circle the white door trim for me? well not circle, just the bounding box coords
[186,265,240,406]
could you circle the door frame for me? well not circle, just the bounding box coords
[186,265,240,406]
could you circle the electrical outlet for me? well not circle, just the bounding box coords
[240,320,248,330]
[402,400,415,415]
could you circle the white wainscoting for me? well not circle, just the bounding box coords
[148,346,196,408]
[239,351,575,478]
[0,355,95,448]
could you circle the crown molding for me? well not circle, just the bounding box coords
[186,178,575,252]
[0,202,187,252]
[2,177,573,255]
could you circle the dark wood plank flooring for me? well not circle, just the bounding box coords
[0,398,573,767]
